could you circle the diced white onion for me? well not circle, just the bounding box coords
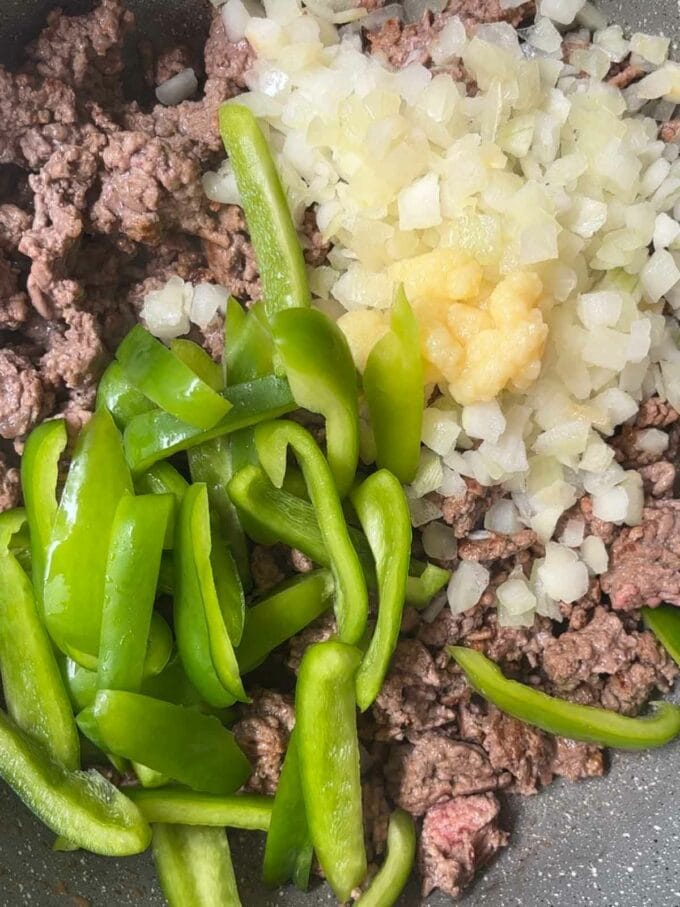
[484,499,522,534]
[191,283,229,329]
[537,542,589,603]
[422,408,461,456]
[141,277,192,340]
[580,535,609,574]
[447,561,490,614]
[422,522,458,561]
[630,32,670,66]
[407,496,443,528]
[538,0,586,26]
[496,573,537,615]
[411,449,445,498]
[438,467,468,498]
[635,428,669,456]
[155,68,198,106]
[641,250,680,302]
[398,173,442,231]
[202,161,242,205]
[560,517,585,547]
[462,400,506,444]
[221,0,252,41]
[591,486,628,522]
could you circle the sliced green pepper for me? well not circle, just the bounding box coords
[153,824,242,907]
[237,571,333,674]
[219,103,311,319]
[450,646,680,749]
[170,339,224,391]
[273,307,359,497]
[133,763,170,789]
[356,810,416,907]
[0,709,150,855]
[406,562,451,609]
[116,325,231,430]
[136,461,189,549]
[77,690,251,794]
[0,552,79,771]
[98,494,172,693]
[96,362,154,429]
[129,788,272,830]
[20,418,67,604]
[188,437,250,590]
[255,421,368,645]
[175,484,247,706]
[297,640,367,901]
[0,507,27,551]
[225,298,275,386]
[642,605,680,666]
[263,730,313,890]
[124,375,295,473]
[43,408,133,660]
[352,471,411,711]
[363,288,423,483]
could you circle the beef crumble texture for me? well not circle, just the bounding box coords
[2,0,680,901]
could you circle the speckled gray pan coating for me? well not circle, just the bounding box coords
[0,0,680,904]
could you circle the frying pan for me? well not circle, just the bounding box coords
[0,0,679,903]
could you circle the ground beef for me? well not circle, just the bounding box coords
[419,794,508,899]
[201,206,260,301]
[640,461,676,499]
[469,707,554,795]
[0,204,32,253]
[0,456,20,513]
[438,479,502,539]
[0,348,50,439]
[232,690,295,795]
[385,733,502,815]
[635,396,679,428]
[606,59,645,88]
[661,120,680,143]
[458,528,538,562]
[286,612,338,673]
[362,775,391,862]
[300,208,330,268]
[601,500,680,609]
[552,738,605,782]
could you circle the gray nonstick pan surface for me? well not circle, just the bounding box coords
[0,0,679,904]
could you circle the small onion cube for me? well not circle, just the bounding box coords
[155,68,198,106]
[630,32,670,66]
[484,499,522,535]
[221,0,252,41]
[438,466,468,498]
[538,0,586,25]
[141,277,192,340]
[641,249,680,303]
[411,448,445,498]
[398,173,442,230]
[560,517,585,548]
[422,407,461,456]
[591,486,628,523]
[422,522,458,561]
[635,428,669,456]
[191,283,229,329]
[496,574,537,615]
[653,213,680,250]
[447,561,490,614]
[462,400,506,443]
[537,543,589,603]
[580,535,609,574]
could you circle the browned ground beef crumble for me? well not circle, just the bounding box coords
[2,0,680,900]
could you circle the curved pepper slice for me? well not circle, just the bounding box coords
[153,824,242,907]
[355,810,416,907]
[297,640,367,901]
[219,103,311,319]
[77,690,251,794]
[406,562,451,609]
[124,375,295,473]
[0,508,28,552]
[129,788,272,831]
[96,362,154,430]
[0,709,150,855]
[20,418,67,605]
[0,552,80,771]
[116,325,231,430]
[170,339,224,391]
[273,307,359,498]
[188,437,251,591]
[263,730,313,890]
[363,288,423,483]
[225,298,275,386]
[352,470,411,711]
[136,461,189,549]
[43,408,133,660]
[642,605,680,666]
[237,570,333,674]
[175,483,247,706]
[98,494,172,694]
[255,420,368,645]
[450,646,680,749]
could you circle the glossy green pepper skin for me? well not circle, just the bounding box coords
[129,788,272,831]
[152,824,242,907]
[43,408,133,661]
[296,641,367,901]
[135,462,189,550]
[255,420,368,646]
[170,339,224,391]
[77,690,251,794]
[356,810,416,907]
[450,646,680,749]
[642,604,680,666]
[116,325,231,430]
[224,298,275,386]
[0,709,150,856]
[219,104,311,320]
[363,288,423,483]
[96,362,154,430]
[352,470,411,711]
[273,307,359,498]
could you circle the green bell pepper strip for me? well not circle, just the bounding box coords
[263,730,313,890]
[0,552,80,771]
[254,420,368,646]
[124,375,296,473]
[135,461,189,549]
[20,418,67,604]
[133,763,170,789]
[129,788,272,830]
[43,408,133,660]
[0,507,27,551]
[227,465,449,608]
[98,494,172,694]
[153,824,242,907]
[272,307,359,498]
[96,362,154,429]
[0,709,150,855]
[355,810,416,907]
[225,298,275,386]
[352,471,411,712]
[450,646,680,749]
[219,103,311,320]
[297,640,367,901]
[237,570,334,674]
[363,288,423,484]
[188,437,251,590]
[175,483,248,706]
[170,339,224,391]
[77,690,251,794]
[116,325,231,430]
[642,605,680,666]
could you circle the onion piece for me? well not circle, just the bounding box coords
[447,561,490,615]
[155,68,198,106]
